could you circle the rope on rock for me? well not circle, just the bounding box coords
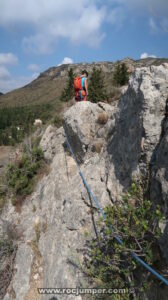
[65,133,168,286]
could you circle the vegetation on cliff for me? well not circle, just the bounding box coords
[83,181,165,298]
[0,137,46,208]
[61,68,75,102]
[113,62,129,86]
[88,67,108,103]
[0,104,53,146]
[0,61,131,147]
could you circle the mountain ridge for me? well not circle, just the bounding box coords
[0,57,168,109]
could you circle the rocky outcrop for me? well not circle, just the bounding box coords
[63,101,116,163]
[2,102,115,300]
[40,125,64,162]
[105,64,168,200]
[1,63,168,300]
[150,115,168,262]
[1,57,168,109]
[39,58,168,82]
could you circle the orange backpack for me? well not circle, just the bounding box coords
[74,76,82,91]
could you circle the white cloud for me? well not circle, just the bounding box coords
[28,63,40,72]
[0,66,11,79]
[0,52,20,92]
[161,18,168,32]
[107,7,125,28]
[58,57,74,66]
[107,0,168,32]
[0,53,18,65]
[0,72,41,93]
[23,34,53,54]
[149,18,159,33]
[0,63,39,93]
[0,75,36,93]
[0,0,167,56]
[0,55,40,93]
[32,72,40,79]
[0,0,106,54]
[140,53,157,59]
[113,0,168,16]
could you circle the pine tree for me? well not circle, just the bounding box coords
[88,67,107,103]
[120,63,129,85]
[113,62,129,86]
[61,68,75,102]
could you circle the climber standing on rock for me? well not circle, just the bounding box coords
[74,70,88,102]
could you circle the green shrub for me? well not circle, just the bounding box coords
[31,136,41,148]
[60,68,75,102]
[0,104,53,145]
[113,62,129,86]
[32,147,44,161]
[52,115,63,127]
[83,181,164,297]
[0,239,14,255]
[0,177,8,213]
[6,146,44,201]
[88,67,108,103]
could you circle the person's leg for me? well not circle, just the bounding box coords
[82,90,87,101]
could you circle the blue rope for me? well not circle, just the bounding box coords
[65,134,168,286]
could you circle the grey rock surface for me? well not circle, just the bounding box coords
[150,117,168,262]
[40,125,65,162]
[12,245,34,300]
[63,101,115,163]
[1,63,168,299]
[1,102,112,300]
[105,64,168,200]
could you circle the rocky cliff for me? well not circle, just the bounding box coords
[1,63,168,300]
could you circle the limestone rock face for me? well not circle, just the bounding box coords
[2,64,168,300]
[105,65,168,200]
[40,125,65,162]
[150,117,168,261]
[63,101,115,162]
[2,102,114,300]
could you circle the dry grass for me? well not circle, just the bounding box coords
[0,239,17,299]
[0,146,15,177]
[24,217,45,300]
[1,59,168,110]
[0,77,64,108]
[0,197,5,213]
[25,240,43,300]
[97,113,109,125]
[0,178,8,214]
[107,87,121,103]
[92,142,103,154]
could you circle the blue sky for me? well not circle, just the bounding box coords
[0,0,168,93]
